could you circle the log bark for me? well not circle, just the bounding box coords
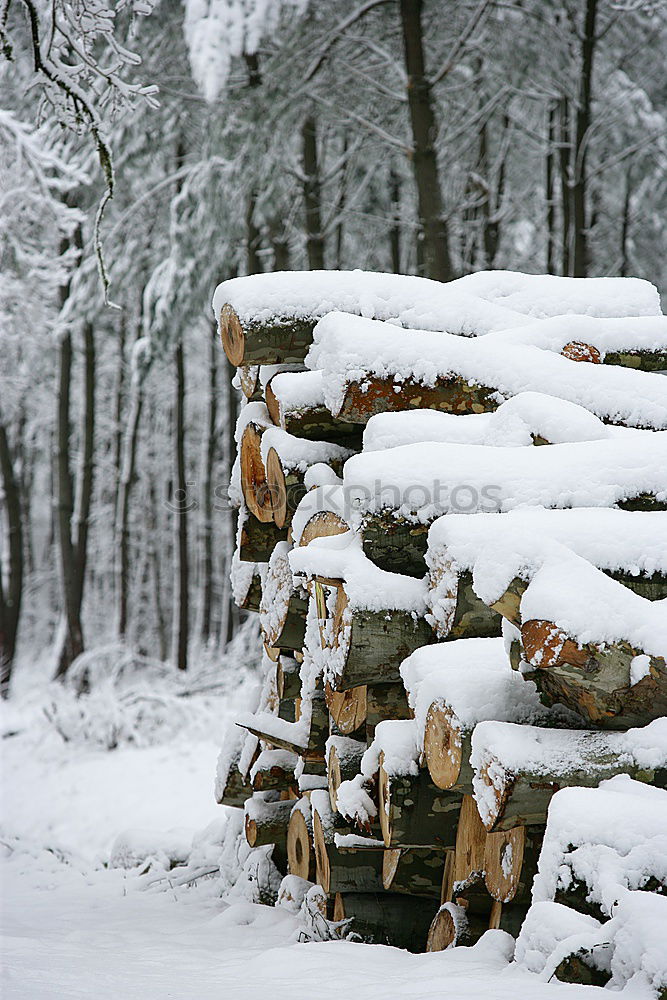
[277,656,301,700]
[361,513,429,577]
[287,804,316,881]
[313,799,382,894]
[553,951,611,988]
[379,756,461,848]
[240,422,275,523]
[239,514,286,563]
[262,588,308,653]
[252,755,299,794]
[602,350,667,373]
[521,618,667,730]
[235,566,263,613]
[245,799,293,849]
[365,682,411,739]
[477,730,667,833]
[219,304,315,367]
[335,374,499,424]
[428,565,501,640]
[334,891,439,951]
[265,375,363,446]
[382,847,447,898]
[487,899,530,937]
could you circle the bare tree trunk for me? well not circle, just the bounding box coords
[116,350,145,639]
[571,0,599,277]
[147,478,168,661]
[558,96,572,276]
[246,192,263,276]
[619,164,632,278]
[335,135,348,269]
[222,358,239,650]
[302,114,325,269]
[173,340,189,671]
[200,322,217,644]
[399,0,454,282]
[112,315,126,538]
[389,169,401,274]
[0,420,23,698]
[546,101,557,274]
[72,321,95,618]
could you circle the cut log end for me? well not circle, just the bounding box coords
[266,446,288,528]
[264,378,281,427]
[561,341,602,364]
[378,758,392,847]
[484,826,526,902]
[287,808,312,880]
[220,303,245,366]
[245,815,258,848]
[382,848,401,890]
[426,905,457,951]
[299,511,349,548]
[327,744,343,812]
[325,682,367,736]
[424,702,462,790]
[240,423,274,523]
[239,364,259,399]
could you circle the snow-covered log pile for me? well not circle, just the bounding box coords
[212,268,667,978]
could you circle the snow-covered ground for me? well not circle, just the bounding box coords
[1,648,611,1000]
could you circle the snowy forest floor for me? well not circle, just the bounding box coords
[2,647,610,1000]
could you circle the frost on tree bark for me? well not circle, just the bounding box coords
[0,421,23,697]
[399,0,453,282]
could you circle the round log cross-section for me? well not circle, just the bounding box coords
[287,807,315,881]
[325,683,367,736]
[424,702,462,790]
[240,423,274,523]
[561,341,602,364]
[265,447,289,528]
[220,304,245,366]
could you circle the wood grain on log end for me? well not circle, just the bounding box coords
[220,304,245,366]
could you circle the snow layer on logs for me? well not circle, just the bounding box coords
[213,269,660,332]
[308,313,667,427]
[520,550,667,655]
[289,477,345,546]
[450,270,661,319]
[362,392,632,452]
[259,541,298,642]
[399,638,547,743]
[259,427,352,472]
[343,433,667,524]
[426,508,667,608]
[531,775,667,916]
[492,313,667,356]
[470,718,667,829]
[268,369,327,413]
[289,530,428,614]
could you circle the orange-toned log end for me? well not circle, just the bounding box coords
[333,892,346,922]
[426,905,457,951]
[424,702,462,790]
[240,423,274,523]
[453,794,488,880]
[287,807,312,880]
[220,303,245,366]
[266,447,288,528]
[478,759,511,832]
[484,826,526,902]
[264,377,282,427]
[264,641,281,663]
[382,848,401,890]
[244,814,258,847]
[561,341,602,364]
[521,620,588,669]
[325,682,367,736]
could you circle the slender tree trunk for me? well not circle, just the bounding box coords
[72,321,95,615]
[399,0,454,282]
[571,0,599,277]
[389,169,401,274]
[0,420,23,698]
[619,164,632,277]
[116,355,145,639]
[546,101,557,274]
[200,323,217,644]
[173,340,189,671]
[222,358,239,650]
[335,135,348,269]
[558,96,572,276]
[112,315,126,538]
[302,114,325,269]
[246,192,263,276]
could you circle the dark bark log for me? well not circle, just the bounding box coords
[173,340,189,671]
[302,114,325,270]
[379,756,461,848]
[382,847,447,898]
[200,322,217,642]
[399,0,453,282]
[0,421,23,697]
[334,891,439,951]
[335,373,499,424]
[571,0,599,277]
[389,168,401,274]
[239,513,287,563]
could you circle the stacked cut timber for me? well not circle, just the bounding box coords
[212,268,667,962]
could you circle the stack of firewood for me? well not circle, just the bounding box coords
[213,269,667,967]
